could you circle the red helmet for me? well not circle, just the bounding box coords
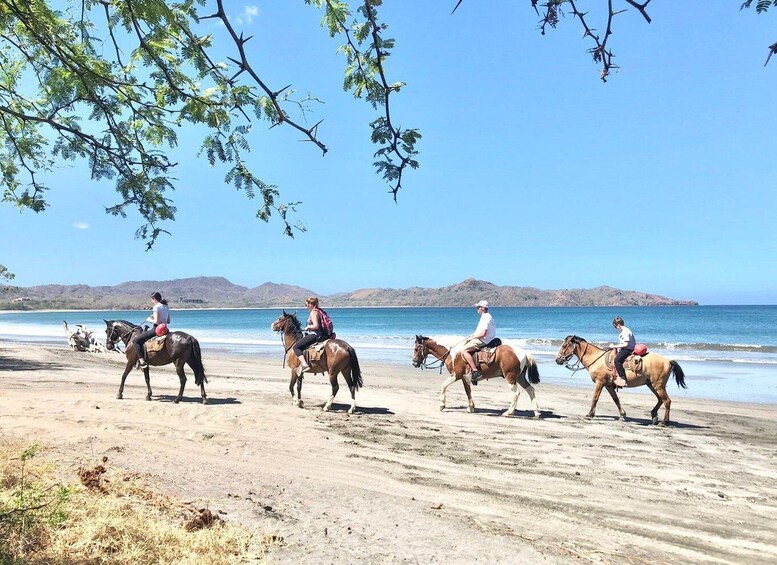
[155,323,169,336]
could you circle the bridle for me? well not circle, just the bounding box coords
[558,337,608,375]
[272,314,303,368]
[413,339,450,374]
[105,321,140,351]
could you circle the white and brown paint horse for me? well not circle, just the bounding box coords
[271,311,363,414]
[555,335,687,425]
[412,335,541,418]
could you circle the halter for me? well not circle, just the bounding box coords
[273,314,303,369]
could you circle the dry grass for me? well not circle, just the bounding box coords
[1,438,282,564]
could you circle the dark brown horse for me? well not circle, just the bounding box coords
[555,335,687,425]
[412,335,541,418]
[104,320,208,404]
[271,311,363,414]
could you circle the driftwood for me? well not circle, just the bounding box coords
[63,321,107,353]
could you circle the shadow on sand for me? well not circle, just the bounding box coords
[0,354,67,372]
[155,394,241,405]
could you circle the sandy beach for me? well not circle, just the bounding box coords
[1,341,776,564]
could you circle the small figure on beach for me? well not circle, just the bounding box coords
[292,296,333,376]
[134,291,171,369]
[461,300,496,385]
[610,316,635,388]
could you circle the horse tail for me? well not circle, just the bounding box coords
[190,338,208,386]
[670,360,687,389]
[525,352,541,384]
[349,347,363,390]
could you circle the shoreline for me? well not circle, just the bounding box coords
[2,341,776,563]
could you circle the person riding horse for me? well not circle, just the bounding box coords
[292,296,331,376]
[610,316,635,388]
[461,300,496,384]
[134,291,171,369]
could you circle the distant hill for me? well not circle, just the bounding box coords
[0,277,698,310]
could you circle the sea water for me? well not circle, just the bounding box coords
[2,306,775,404]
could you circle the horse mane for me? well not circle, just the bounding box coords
[285,314,304,340]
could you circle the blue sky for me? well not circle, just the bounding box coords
[1,2,776,304]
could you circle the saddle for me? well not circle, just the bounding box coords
[303,339,331,365]
[473,338,503,371]
[144,335,168,354]
[604,348,647,378]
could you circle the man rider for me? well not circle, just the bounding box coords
[461,300,496,385]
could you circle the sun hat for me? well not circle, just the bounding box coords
[475,300,489,308]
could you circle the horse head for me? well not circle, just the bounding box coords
[104,319,137,351]
[412,335,432,368]
[555,335,584,365]
[271,311,302,337]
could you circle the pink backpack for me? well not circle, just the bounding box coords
[317,308,334,337]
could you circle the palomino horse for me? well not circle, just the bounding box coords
[412,335,541,418]
[555,335,687,425]
[104,320,208,404]
[271,311,363,414]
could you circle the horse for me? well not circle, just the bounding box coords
[412,335,541,418]
[271,311,363,414]
[104,320,208,404]
[555,335,687,425]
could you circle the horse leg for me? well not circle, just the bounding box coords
[656,387,672,426]
[323,371,340,412]
[439,374,456,412]
[289,373,303,408]
[517,371,541,419]
[586,380,605,419]
[173,359,187,404]
[117,360,134,400]
[645,382,663,425]
[604,384,627,421]
[502,382,520,417]
[143,366,153,401]
[461,377,475,413]
[341,367,358,414]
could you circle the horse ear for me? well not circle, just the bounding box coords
[282,310,287,316]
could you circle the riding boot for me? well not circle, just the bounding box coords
[471,370,482,385]
[613,374,626,388]
[138,357,148,369]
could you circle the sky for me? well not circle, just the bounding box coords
[1,2,776,305]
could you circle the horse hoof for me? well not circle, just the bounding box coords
[439,405,445,412]
[116,394,123,400]
[533,413,541,420]
[658,421,667,427]
[652,417,659,425]
[145,396,152,401]
[202,398,208,405]
[501,411,513,418]
[173,399,180,404]
[348,408,356,415]
[585,414,594,420]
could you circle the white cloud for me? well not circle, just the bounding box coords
[73,222,89,230]
[235,5,259,26]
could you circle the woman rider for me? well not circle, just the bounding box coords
[134,291,171,369]
[292,296,327,376]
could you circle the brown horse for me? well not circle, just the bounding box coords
[104,320,208,404]
[271,311,363,414]
[412,335,541,418]
[555,335,687,425]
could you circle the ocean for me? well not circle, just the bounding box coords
[2,306,776,404]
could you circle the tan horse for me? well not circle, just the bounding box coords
[271,311,363,414]
[555,335,687,425]
[412,335,541,418]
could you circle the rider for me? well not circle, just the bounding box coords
[292,296,329,376]
[134,291,171,369]
[461,300,496,385]
[610,316,635,388]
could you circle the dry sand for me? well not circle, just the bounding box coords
[1,342,776,564]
